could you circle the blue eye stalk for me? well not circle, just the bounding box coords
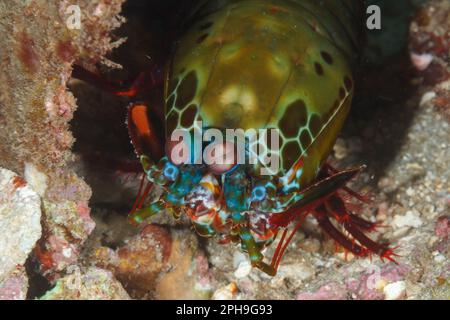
[163,161,179,181]
[251,186,267,202]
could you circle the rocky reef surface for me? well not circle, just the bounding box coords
[0,0,126,297]
[0,0,448,300]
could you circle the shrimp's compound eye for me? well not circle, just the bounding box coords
[205,140,237,175]
[251,186,266,202]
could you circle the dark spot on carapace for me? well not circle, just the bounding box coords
[279,99,308,138]
[321,51,333,65]
[176,71,197,109]
[282,141,301,170]
[57,41,76,62]
[166,111,179,136]
[19,32,40,74]
[199,22,213,30]
[180,104,198,128]
[300,129,312,150]
[309,114,322,137]
[314,62,324,76]
[197,33,209,44]
[344,76,353,91]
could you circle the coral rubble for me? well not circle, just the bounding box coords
[0,168,41,299]
[0,0,125,282]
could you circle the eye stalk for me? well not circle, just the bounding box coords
[163,161,179,181]
[251,186,267,202]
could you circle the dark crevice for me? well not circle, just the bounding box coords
[25,253,53,300]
